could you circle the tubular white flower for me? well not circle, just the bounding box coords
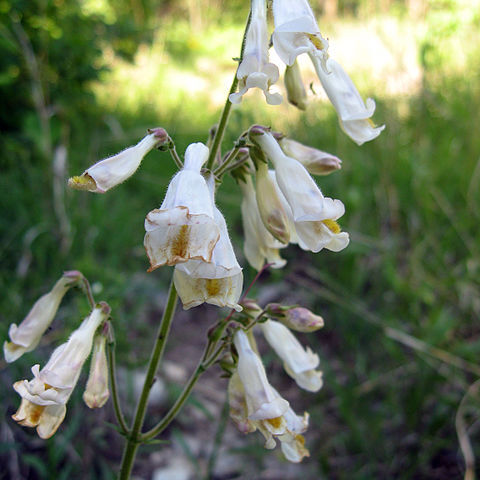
[144,143,220,270]
[310,56,385,145]
[233,330,289,421]
[174,175,243,311]
[13,304,109,408]
[279,137,342,176]
[239,176,287,271]
[255,132,349,253]
[68,131,165,193]
[260,320,323,392]
[83,333,109,409]
[4,271,82,363]
[229,0,282,105]
[272,0,329,68]
[12,303,109,439]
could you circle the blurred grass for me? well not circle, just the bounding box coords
[1,1,480,479]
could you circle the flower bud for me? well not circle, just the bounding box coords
[266,303,324,332]
[68,131,166,193]
[83,330,109,409]
[284,61,307,111]
[4,271,83,363]
[279,138,342,176]
[255,162,290,244]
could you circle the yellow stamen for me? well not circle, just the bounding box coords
[68,174,97,191]
[306,33,325,51]
[322,219,341,234]
[266,416,282,429]
[206,279,221,296]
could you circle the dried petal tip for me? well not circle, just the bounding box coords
[68,174,97,192]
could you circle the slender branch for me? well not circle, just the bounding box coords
[106,339,129,434]
[167,136,183,169]
[214,147,241,178]
[205,11,252,171]
[118,278,178,480]
[81,275,96,309]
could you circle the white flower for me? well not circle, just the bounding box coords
[144,143,220,271]
[174,175,243,311]
[239,176,287,271]
[4,271,82,363]
[309,56,385,145]
[229,0,282,105]
[260,320,323,392]
[272,0,329,68]
[272,0,384,145]
[254,131,349,253]
[68,130,166,193]
[279,137,342,176]
[83,332,109,409]
[233,330,289,421]
[12,303,110,439]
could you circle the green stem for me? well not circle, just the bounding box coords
[118,279,178,480]
[213,147,241,178]
[205,11,252,171]
[168,137,183,169]
[106,339,128,435]
[142,338,226,441]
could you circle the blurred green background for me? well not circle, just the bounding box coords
[1,0,480,478]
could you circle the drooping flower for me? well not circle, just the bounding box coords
[252,130,349,253]
[279,137,342,176]
[229,0,282,105]
[309,55,385,145]
[144,143,220,271]
[272,0,384,145]
[260,319,323,392]
[233,330,289,421]
[68,129,168,193]
[174,175,243,311]
[12,303,110,439]
[4,271,83,363]
[239,175,287,270]
[83,330,109,409]
[277,406,310,462]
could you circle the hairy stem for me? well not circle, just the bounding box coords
[118,279,178,480]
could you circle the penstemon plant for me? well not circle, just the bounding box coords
[5,0,384,477]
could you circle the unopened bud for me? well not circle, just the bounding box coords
[266,303,324,332]
[279,138,342,176]
[248,124,271,140]
[285,61,307,111]
[68,132,164,193]
[83,333,109,409]
[241,298,263,317]
[255,162,290,244]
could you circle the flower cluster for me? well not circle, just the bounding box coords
[231,0,385,145]
[227,300,325,462]
[6,273,111,438]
